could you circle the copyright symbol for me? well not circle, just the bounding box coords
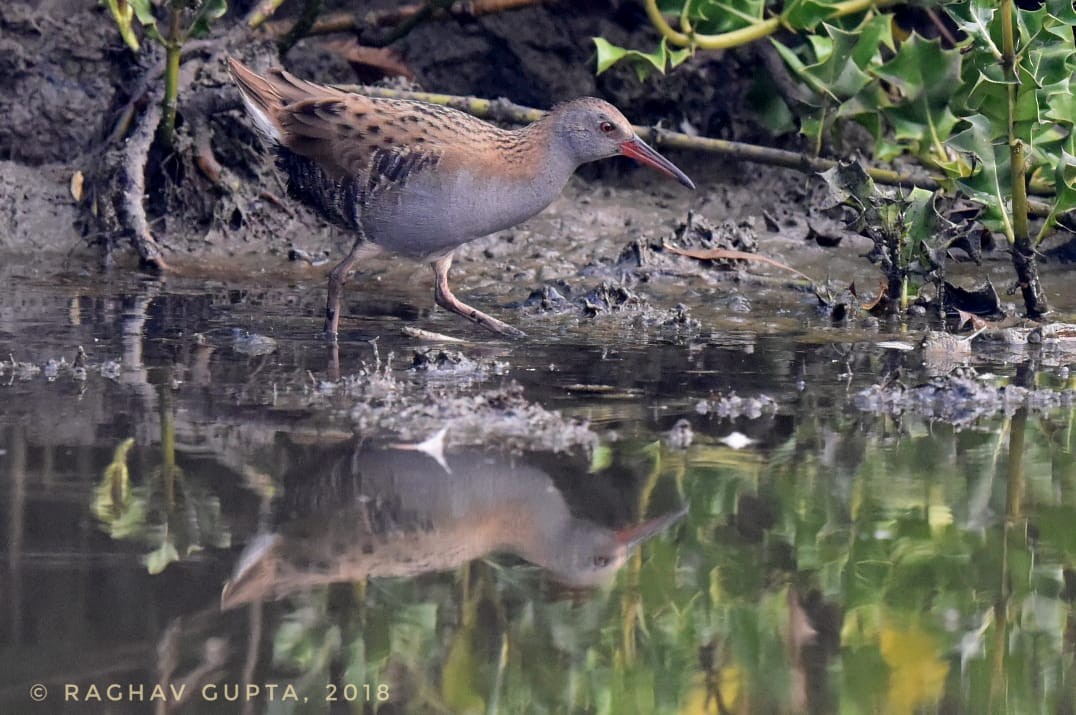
[29,684,47,702]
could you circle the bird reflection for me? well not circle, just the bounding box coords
[221,446,685,609]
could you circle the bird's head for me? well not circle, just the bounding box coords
[549,97,695,190]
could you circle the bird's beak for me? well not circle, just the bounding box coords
[613,504,690,549]
[619,136,695,190]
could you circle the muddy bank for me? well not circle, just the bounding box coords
[0,0,809,270]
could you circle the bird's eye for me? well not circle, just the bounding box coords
[599,121,615,134]
[593,555,610,568]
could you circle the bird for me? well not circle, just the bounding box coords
[227,58,695,339]
[220,444,688,608]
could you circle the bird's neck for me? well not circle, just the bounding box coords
[488,118,578,187]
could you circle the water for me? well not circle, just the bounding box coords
[0,257,1073,713]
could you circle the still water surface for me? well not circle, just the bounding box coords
[0,258,1073,713]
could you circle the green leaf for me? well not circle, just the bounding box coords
[874,35,965,162]
[953,3,1003,59]
[949,115,1015,241]
[782,0,837,31]
[593,37,689,81]
[102,0,141,52]
[692,0,765,34]
[901,188,948,261]
[770,39,829,101]
[188,0,227,39]
[129,0,163,43]
[875,34,963,111]
[1037,149,1076,241]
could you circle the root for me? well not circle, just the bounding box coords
[118,95,170,271]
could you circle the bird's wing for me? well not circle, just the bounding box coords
[277,94,452,190]
[230,59,519,191]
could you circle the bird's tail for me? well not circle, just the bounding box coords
[227,57,287,143]
[228,57,347,144]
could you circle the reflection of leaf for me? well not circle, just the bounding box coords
[589,443,613,473]
[144,539,180,575]
[880,623,949,713]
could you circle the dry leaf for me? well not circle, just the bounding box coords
[70,170,84,202]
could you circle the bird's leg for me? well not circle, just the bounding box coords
[431,254,525,339]
[324,235,370,340]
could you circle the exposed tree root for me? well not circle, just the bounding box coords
[118,96,170,270]
[86,83,169,271]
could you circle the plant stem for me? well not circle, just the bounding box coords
[644,0,901,50]
[160,6,182,149]
[1001,0,1048,316]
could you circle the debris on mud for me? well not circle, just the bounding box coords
[605,212,762,279]
[354,381,597,453]
[941,280,1005,319]
[1,349,122,384]
[315,360,596,452]
[665,418,695,449]
[694,392,778,419]
[520,279,701,332]
[853,369,1076,425]
[231,330,278,356]
[410,348,509,381]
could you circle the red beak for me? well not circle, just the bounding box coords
[619,136,695,190]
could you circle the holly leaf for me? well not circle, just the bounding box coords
[1037,148,1076,241]
[949,115,1015,241]
[782,0,837,31]
[874,35,965,162]
[593,37,690,81]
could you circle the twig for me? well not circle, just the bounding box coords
[925,8,958,46]
[662,243,816,285]
[245,0,287,28]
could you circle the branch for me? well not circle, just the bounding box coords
[644,0,901,50]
